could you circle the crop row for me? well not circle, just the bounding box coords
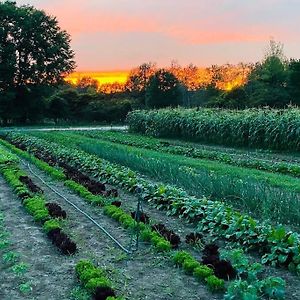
[28,131,300,227]
[79,130,300,178]
[2,135,289,299]
[127,108,300,151]
[4,133,300,277]
[75,260,123,300]
[0,145,77,255]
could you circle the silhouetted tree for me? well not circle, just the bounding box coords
[145,69,182,108]
[76,76,99,93]
[126,62,156,103]
[245,39,290,107]
[0,1,75,123]
[288,59,300,105]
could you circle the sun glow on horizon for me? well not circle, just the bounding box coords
[65,65,250,94]
[65,71,130,86]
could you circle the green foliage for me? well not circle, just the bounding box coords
[259,277,285,299]
[288,59,300,105]
[70,286,91,300]
[19,281,33,295]
[85,277,111,293]
[145,69,182,108]
[0,1,75,124]
[43,219,62,233]
[41,130,300,227]
[75,260,94,276]
[6,132,300,275]
[79,130,300,179]
[193,266,214,281]
[45,88,136,124]
[2,251,20,264]
[225,280,259,300]
[64,180,105,206]
[205,275,225,292]
[172,251,193,266]
[155,240,172,252]
[127,108,300,151]
[140,228,153,242]
[11,262,29,277]
[182,258,201,274]
[75,260,117,296]
[23,196,49,222]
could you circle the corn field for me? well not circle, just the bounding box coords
[127,108,300,151]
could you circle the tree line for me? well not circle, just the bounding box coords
[0,1,299,125]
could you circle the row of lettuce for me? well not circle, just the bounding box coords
[127,108,300,151]
[0,135,288,299]
[0,144,124,300]
[78,130,300,178]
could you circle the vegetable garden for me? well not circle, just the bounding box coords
[1,119,300,299]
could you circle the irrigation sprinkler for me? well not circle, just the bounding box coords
[129,186,144,252]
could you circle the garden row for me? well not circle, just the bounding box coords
[79,130,300,178]
[29,130,300,228]
[1,135,287,299]
[0,144,125,300]
[4,133,300,279]
[127,108,300,151]
[0,146,77,255]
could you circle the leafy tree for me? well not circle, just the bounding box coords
[76,76,99,93]
[288,59,300,105]
[0,1,75,123]
[245,40,290,107]
[145,69,182,108]
[126,62,156,103]
[47,94,69,123]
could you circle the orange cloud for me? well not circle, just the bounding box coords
[36,1,272,44]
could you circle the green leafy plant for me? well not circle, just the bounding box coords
[205,275,225,292]
[2,251,20,264]
[11,262,29,277]
[19,281,33,295]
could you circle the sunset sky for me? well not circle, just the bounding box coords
[16,0,300,73]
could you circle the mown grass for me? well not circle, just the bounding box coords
[29,131,300,228]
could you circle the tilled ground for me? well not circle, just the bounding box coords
[13,161,222,300]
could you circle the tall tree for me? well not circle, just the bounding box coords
[245,39,289,107]
[288,59,300,105]
[0,1,75,123]
[125,62,156,103]
[145,69,182,108]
